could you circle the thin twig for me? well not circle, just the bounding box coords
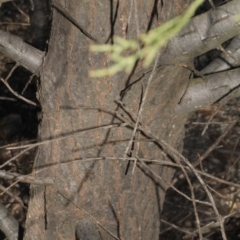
[7,123,129,150]
[1,124,129,170]
[121,115,228,239]
[5,63,18,82]
[5,109,240,190]
[123,50,161,160]
[172,120,236,185]
[0,170,53,185]
[140,143,203,238]
[138,158,211,208]
[12,2,30,22]
[0,146,35,169]
[194,121,236,167]
[0,96,16,101]
[0,78,38,107]
[201,105,222,135]
[0,139,36,150]
[144,133,228,240]
[208,0,216,9]
[29,155,240,188]
[192,121,229,125]
[161,219,194,235]
[21,74,35,94]
[217,44,240,66]
[0,22,29,26]
[0,184,23,207]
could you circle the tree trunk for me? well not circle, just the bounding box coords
[24,0,192,239]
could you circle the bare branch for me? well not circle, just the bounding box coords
[0,29,44,73]
[0,78,38,107]
[162,0,240,64]
[202,34,240,74]
[175,68,240,114]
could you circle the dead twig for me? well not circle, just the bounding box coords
[172,120,237,185]
[5,63,18,82]
[21,73,35,94]
[0,184,24,207]
[12,1,29,22]
[0,170,53,185]
[123,50,161,160]
[194,121,236,167]
[0,96,16,101]
[0,78,38,107]
[161,219,194,236]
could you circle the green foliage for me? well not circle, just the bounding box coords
[235,15,240,21]
[90,0,204,78]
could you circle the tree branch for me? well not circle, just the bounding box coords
[0,29,44,73]
[175,68,240,114]
[1,0,239,75]
[201,34,240,74]
[161,0,240,64]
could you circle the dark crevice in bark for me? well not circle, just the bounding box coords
[147,0,159,31]
[107,0,119,44]
[28,0,51,51]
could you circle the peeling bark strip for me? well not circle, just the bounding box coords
[24,0,191,239]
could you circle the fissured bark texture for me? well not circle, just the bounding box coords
[24,0,191,239]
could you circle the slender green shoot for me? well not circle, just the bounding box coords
[90,0,204,78]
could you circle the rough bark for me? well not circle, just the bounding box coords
[24,0,192,239]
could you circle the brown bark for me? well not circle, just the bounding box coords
[24,0,191,239]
